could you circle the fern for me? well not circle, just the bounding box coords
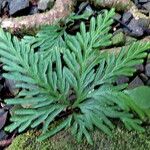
[22,11,93,52]
[0,8,150,145]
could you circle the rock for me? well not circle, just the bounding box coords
[139,73,149,82]
[116,76,129,85]
[78,1,89,12]
[38,0,54,11]
[126,18,144,37]
[145,63,150,77]
[114,13,121,20]
[122,11,133,24]
[0,130,7,140]
[9,0,30,16]
[138,0,148,3]
[137,4,143,9]
[134,0,138,5]
[29,6,38,15]
[143,2,150,11]
[147,79,150,86]
[137,18,150,29]
[82,4,94,19]
[5,79,19,96]
[139,9,149,15]
[112,30,126,46]
[0,0,5,15]
[128,76,144,89]
[135,64,144,72]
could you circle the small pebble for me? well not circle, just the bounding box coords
[145,63,150,77]
[9,0,30,16]
[127,18,144,37]
[116,76,129,85]
[139,73,149,82]
[138,0,148,3]
[128,76,144,89]
[122,11,133,24]
[143,2,150,12]
[135,64,144,72]
[29,5,38,15]
[38,0,54,11]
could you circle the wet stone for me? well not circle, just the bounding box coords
[9,0,29,16]
[143,2,150,12]
[0,0,6,15]
[137,18,150,29]
[135,64,144,72]
[134,0,138,5]
[127,18,144,37]
[116,76,129,85]
[5,79,19,96]
[122,11,133,24]
[145,63,150,77]
[146,79,150,86]
[139,73,149,82]
[29,5,38,15]
[128,76,144,89]
[138,0,149,3]
[38,0,54,11]
[114,13,121,20]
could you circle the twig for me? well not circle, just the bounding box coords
[0,0,74,30]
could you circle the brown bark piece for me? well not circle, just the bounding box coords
[0,0,74,29]
[90,0,132,11]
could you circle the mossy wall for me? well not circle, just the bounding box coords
[7,126,150,150]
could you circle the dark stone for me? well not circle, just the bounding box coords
[137,4,143,9]
[1,0,7,9]
[9,0,30,16]
[139,9,149,15]
[83,5,94,19]
[128,76,144,89]
[134,0,138,5]
[143,2,150,12]
[145,63,150,77]
[0,109,4,116]
[0,0,5,15]
[139,73,149,82]
[114,13,121,20]
[126,18,144,37]
[116,76,129,85]
[147,79,150,86]
[85,5,93,14]
[38,0,54,11]
[138,0,148,3]
[122,11,133,24]
[5,79,19,96]
[135,64,144,72]
[0,130,7,140]
[137,18,150,29]
[29,6,38,15]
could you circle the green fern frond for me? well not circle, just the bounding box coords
[23,25,65,51]
[0,8,150,145]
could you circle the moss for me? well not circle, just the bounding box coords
[7,126,150,150]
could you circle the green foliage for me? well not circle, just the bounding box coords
[0,8,150,145]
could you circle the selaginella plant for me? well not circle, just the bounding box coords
[0,8,150,145]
